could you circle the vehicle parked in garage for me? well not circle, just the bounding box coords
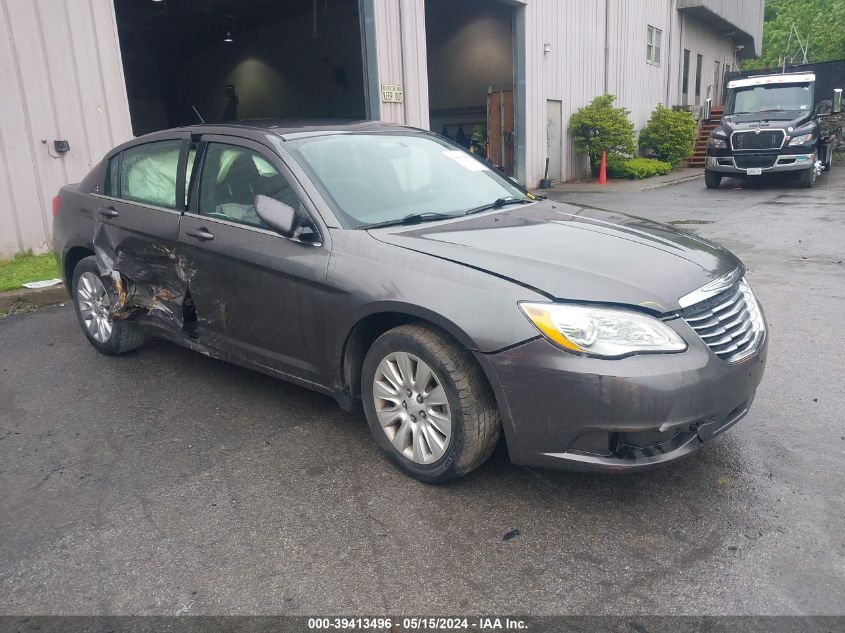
[705,72,842,189]
[53,120,768,482]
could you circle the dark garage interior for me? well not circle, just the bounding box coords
[424,0,515,172]
[114,0,367,136]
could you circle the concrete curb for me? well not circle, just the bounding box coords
[640,172,705,191]
[534,169,705,195]
[0,284,68,315]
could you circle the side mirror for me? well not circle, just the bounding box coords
[834,89,842,114]
[255,194,295,236]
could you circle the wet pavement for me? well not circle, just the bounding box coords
[1,168,843,615]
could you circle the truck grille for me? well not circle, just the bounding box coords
[734,154,778,169]
[731,130,785,151]
[680,278,765,363]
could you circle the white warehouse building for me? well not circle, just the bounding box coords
[0,0,763,258]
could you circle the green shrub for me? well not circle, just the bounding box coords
[608,157,673,179]
[638,104,698,165]
[569,94,637,177]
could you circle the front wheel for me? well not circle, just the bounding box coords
[361,324,501,483]
[704,169,722,189]
[72,256,146,355]
[798,164,817,188]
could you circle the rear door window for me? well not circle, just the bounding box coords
[119,140,183,209]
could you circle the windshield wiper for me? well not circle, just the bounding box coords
[464,197,531,216]
[360,212,455,230]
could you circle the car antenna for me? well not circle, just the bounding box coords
[191,105,205,124]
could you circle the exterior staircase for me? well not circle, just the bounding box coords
[689,106,724,168]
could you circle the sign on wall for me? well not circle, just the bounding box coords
[381,84,404,103]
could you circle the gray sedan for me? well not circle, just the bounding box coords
[52,120,767,482]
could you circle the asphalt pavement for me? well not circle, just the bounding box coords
[1,168,843,616]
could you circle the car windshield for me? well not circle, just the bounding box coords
[287,133,528,228]
[725,82,813,115]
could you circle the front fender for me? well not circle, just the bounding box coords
[325,231,544,356]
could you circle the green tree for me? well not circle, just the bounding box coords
[638,104,698,166]
[569,94,636,177]
[743,0,845,70]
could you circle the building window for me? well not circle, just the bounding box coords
[647,25,662,65]
[695,53,703,103]
[682,49,691,97]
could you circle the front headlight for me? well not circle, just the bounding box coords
[519,302,687,358]
[788,133,813,146]
[708,136,727,149]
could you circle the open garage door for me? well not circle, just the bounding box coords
[115,0,367,136]
[425,0,516,175]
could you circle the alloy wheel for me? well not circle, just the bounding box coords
[77,272,113,343]
[372,351,452,464]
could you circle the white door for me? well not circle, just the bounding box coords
[546,100,563,182]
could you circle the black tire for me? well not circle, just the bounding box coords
[361,323,501,483]
[821,145,832,171]
[798,165,816,188]
[71,256,146,355]
[704,170,722,189]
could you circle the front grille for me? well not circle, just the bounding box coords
[731,129,785,151]
[680,278,765,363]
[734,154,778,169]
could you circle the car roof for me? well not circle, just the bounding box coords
[182,118,423,139]
[106,119,428,158]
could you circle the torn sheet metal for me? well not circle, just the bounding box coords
[93,220,190,329]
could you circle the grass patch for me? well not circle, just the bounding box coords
[0,251,60,293]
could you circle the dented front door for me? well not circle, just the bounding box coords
[93,134,190,330]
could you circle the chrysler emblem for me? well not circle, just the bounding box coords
[754,128,761,134]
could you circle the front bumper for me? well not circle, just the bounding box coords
[476,318,767,472]
[706,153,814,175]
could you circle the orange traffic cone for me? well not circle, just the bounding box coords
[598,151,607,184]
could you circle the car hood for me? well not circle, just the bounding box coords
[369,200,742,313]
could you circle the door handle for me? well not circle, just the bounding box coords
[98,206,119,218]
[185,228,215,241]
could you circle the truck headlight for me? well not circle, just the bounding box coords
[788,133,813,146]
[708,136,727,149]
[519,303,687,358]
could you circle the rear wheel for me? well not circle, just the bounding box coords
[72,256,146,355]
[704,170,722,189]
[361,324,501,483]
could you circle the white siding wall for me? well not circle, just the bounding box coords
[0,0,132,258]
[522,0,739,186]
[370,0,430,128]
[522,0,606,185]
[675,13,737,106]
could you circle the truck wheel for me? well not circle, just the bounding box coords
[798,165,816,188]
[361,323,501,484]
[704,170,722,189]
[72,256,146,355]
